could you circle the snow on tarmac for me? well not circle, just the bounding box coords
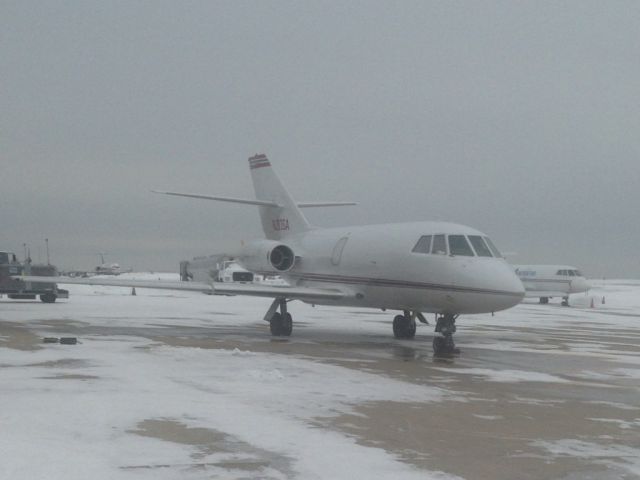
[1,276,640,479]
[0,277,457,480]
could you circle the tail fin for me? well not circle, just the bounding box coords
[249,154,311,240]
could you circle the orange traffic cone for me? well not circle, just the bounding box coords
[602,296,605,304]
[590,298,594,308]
[131,287,136,296]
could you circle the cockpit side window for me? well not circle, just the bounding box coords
[556,270,567,276]
[483,237,503,258]
[568,270,575,276]
[448,235,475,256]
[574,270,583,277]
[431,234,447,255]
[468,235,493,257]
[411,235,432,254]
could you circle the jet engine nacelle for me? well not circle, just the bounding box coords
[238,240,296,274]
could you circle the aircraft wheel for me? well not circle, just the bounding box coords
[561,297,569,307]
[539,297,549,304]
[40,293,57,303]
[393,314,416,339]
[269,312,283,335]
[270,312,293,336]
[281,312,293,336]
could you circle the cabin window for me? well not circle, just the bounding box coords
[483,237,503,258]
[431,235,447,255]
[448,235,475,256]
[331,237,349,265]
[412,235,432,254]
[468,235,493,257]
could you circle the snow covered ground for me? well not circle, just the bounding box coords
[1,277,639,479]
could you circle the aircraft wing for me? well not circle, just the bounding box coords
[13,276,346,301]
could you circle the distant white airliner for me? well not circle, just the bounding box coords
[514,265,590,306]
[19,154,524,355]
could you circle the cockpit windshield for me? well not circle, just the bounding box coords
[483,237,503,258]
[448,235,474,256]
[468,235,493,257]
[411,234,506,258]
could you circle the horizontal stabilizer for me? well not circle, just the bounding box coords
[152,191,356,209]
[13,276,346,301]
[151,190,281,207]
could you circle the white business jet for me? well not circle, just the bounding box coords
[514,265,590,306]
[18,154,524,355]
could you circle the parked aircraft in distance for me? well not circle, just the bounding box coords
[18,154,525,356]
[514,265,590,306]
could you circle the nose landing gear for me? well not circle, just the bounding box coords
[433,313,459,356]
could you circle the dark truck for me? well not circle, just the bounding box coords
[0,251,69,303]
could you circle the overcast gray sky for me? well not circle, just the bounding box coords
[2,1,639,277]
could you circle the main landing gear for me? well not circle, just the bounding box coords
[393,310,417,339]
[433,313,459,357]
[266,298,293,336]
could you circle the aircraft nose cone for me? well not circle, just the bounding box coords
[490,262,525,311]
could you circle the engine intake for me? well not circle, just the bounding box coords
[269,244,295,272]
[238,240,297,274]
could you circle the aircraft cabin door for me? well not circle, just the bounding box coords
[331,237,349,266]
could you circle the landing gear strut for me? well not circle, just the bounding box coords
[267,298,292,336]
[433,313,459,356]
[393,310,417,339]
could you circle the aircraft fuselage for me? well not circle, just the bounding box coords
[242,221,525,315]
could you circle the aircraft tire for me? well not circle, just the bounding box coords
[269,312,283,335]
[393,315,416,339]
[281,313,293,336]
[269,312,293,336]
[539,297,549,304]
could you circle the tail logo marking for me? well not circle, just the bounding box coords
[272,218,290,231]
[249,154,271,170]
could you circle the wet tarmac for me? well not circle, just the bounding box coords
[1,282,639,479]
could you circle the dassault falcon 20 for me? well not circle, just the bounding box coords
[514,265,590,306]
[19,154,524,355]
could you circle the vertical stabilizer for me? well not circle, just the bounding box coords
[249,154,311,240]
